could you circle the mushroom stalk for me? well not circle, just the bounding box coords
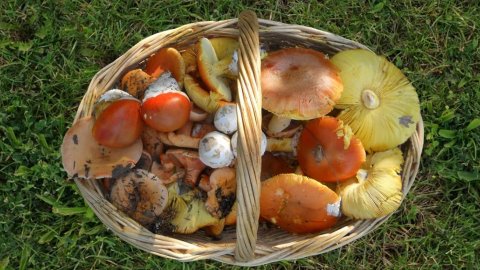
[267,115,291,134]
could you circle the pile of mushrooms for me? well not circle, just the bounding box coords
[61,38,420,237]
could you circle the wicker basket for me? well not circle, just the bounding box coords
[72,11,424,266]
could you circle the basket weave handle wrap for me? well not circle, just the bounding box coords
[234,10,262,261]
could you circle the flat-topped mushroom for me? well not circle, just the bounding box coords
[261,47,343,121]
[61,117,142,179]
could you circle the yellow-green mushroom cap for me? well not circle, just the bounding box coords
[331,49,420,152]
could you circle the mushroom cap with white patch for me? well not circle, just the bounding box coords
[214,104,237,135]
[198,131,234,168]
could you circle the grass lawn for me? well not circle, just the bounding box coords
[1,0,479,269]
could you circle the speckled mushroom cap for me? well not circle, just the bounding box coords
[61,117,143,179]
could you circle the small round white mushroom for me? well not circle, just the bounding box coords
[231,131,267,157]
[214,104,237,135]
[199,131,234,168]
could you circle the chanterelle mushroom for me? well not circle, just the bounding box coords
[61,117,142,179]
[166,149,206,187]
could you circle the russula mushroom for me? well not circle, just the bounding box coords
[184,74,232,113]
[338,148,404,219]
[145,47,185,88]
[330,49,421,152]
[261,47,343,120]
[205,167,237,218]
[297,116,366,183]
[61,117,142,179]
[109,169,169,226]
[231,131,267,157]
[260,173,341,234]
[197,37,235,101]
[141,71,191,132]
[166,149,206,187]
[199,131,234,168]
[91,89,143,148]
[120,69,154,99]
[214,104,237,135]
[153,182,222,235]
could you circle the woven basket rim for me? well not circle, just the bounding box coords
[71,12,424,266]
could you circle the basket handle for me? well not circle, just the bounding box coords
[234,10,262,261]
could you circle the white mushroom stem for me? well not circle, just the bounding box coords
[268,115,291,134]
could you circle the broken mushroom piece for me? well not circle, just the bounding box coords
[141,125,164,160]
[205,167,237,218]
[145,47,185,88]
[231,131,267,157]
[135,151,153,171]
[154,182,222,235]
[338,148,404,219]
[297,116,366,183]
[331,49,421,152]
[199,131,234,168]
[261,47,343,120]
[197,37,234,102]
[261,152,295,181]
[166,149,206,187]
[214,104,237,135]
[189,104,209,122]
[260,173,341,234]
[109,169,169,226]
[151,154,186,185]
[61,117,143,179]
[92,89,143,148]
[120,69,154,99]
[141,72,191,132]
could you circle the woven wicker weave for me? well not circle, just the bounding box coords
[72,11,424,266]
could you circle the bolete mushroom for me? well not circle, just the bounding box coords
[330,49,421,152]
[61,117,142,179]
[198,131,234,168]
[261,47,343,121]
[260,173,341,234]
[92,89,143,148]
[141,71,191,132]
[297,116,366,183]
[145,47,185,88]
[338,148,404,219]
[109,169,169,226]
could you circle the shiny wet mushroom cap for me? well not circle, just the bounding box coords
[61,117,143,179]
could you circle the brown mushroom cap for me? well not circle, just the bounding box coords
[61,117,142,179]
[261,48,343,120]
[109,169,169,226]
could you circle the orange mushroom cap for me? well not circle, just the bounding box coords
[145,47,185,88]
[260,173,341,234]
[261,47,343,120]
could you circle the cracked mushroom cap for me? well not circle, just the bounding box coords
[331,49,420,152]
[61,117,143,179]
[261,47,343,120]
[260,173,341,234]
[109,169,169,226]
[338,148,404,219]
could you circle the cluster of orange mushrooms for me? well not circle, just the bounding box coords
[61,37,420,237]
